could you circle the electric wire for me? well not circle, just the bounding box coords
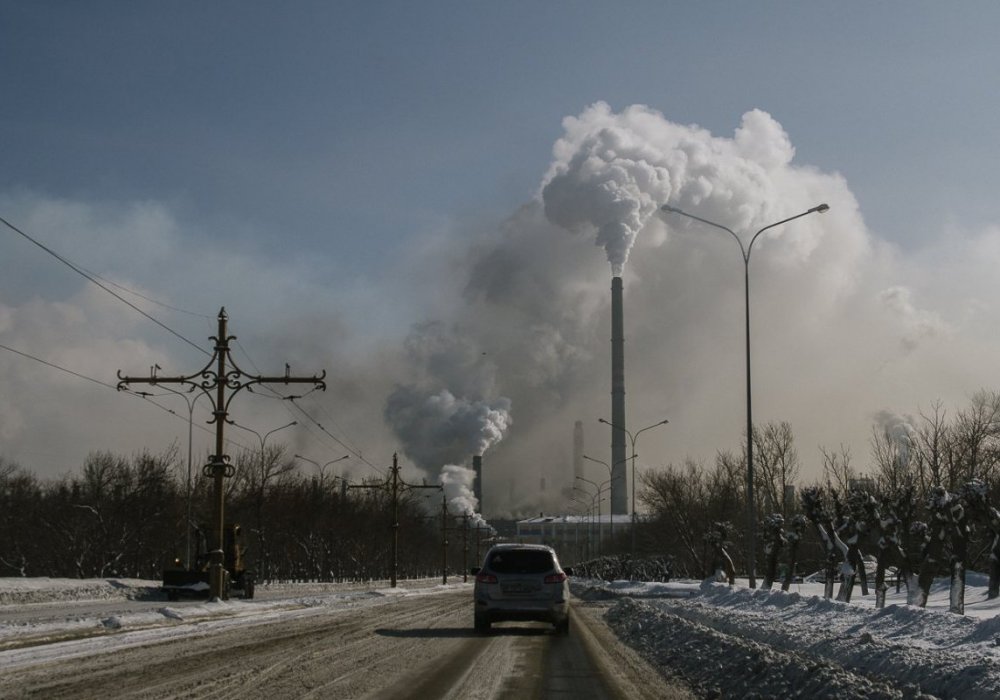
[232,337,384,476]
[0,343,254,453]
[0,214,210,356]
[1,216,377,473]
[0,342,117,390]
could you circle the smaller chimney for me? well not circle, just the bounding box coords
[473,455,483,511]
[573,420,584,480]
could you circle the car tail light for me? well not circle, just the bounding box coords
[476,572,498,584]
[544,572,567,584]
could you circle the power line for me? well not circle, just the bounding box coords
[0,341,254,452]
[232,337,384,476]
[0,214,209,356]
[0,342,117,389]
[79,267,213,319]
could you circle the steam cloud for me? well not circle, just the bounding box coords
[9,101,1000,511]
[440,464,491,530]
[541,102,802,275]
[383,387,511,472]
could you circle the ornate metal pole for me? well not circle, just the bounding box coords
[118,307,326,599]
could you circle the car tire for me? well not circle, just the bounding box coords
[474,613,491,634]
[555,617,569,636]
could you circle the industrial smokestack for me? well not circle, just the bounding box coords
[611,276,628,515]
[573,420,584,481]
[472,455,483,513]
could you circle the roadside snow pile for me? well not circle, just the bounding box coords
[0,578,470,664]
[0,578,161,606]
[574,577,1000,699]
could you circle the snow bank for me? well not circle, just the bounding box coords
[0,577,161,606]
[573,576,1000,699]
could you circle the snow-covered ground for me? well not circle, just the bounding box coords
[573,574,1000,698]
[3,574,1000,697]
[0,576,466,670]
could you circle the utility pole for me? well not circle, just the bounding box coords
[440,494,450,585]
[117,308,325,600]
[351,453,440,587]
[460,513,469,583]
[440,509,474,584]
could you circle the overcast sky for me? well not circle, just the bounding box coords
[3,3,1000,514]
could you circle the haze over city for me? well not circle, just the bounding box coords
[4,3,1000,515]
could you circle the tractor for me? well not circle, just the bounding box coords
[162,523,255,601]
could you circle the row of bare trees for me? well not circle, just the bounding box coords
[0,445,475,582]
[635,390,1000,587]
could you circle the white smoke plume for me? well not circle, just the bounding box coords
[541,103,672,276]
[383,386,511,475]
[541,102,806,276]
[440,463,492,531]
[11,101,1000,510]
[873,410,916,466]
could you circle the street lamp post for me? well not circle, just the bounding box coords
[136,385,208,570]
[234,420,298,473]
[660,202,829,587]
[294,453,350,486]
[575,475,610,555]
[583,454,631,551]
[569,495,592,559]
[599,418,669,558]
[231,420,297,580]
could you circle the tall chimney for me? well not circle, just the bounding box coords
[610,276,628,515]
[573,420,584,481]
[472,455,483,513]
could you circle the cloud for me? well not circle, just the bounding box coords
[6,104,1000,516]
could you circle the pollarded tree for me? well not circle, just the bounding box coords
[801,486,838,599]
[703,521,736,585]
[862,487,912,608]
[914,486,954,609]
[962,479,1000,598]
[760,513,785,591]
[781,514,808,592]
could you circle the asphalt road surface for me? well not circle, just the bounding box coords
[1,588,693,699]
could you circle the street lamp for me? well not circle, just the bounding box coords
[230,420,297,579]
[569,492,594,559]
[575,475,610,554]
[295,453,350,484]
[599,417,669,558]
[660,201,829,587]
[582,454,612,480]
[233,420,298,468]
[583,454,631,549]
[137,385,207,569]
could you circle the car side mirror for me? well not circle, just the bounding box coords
[563,567,573,577]
[470,567,481,576]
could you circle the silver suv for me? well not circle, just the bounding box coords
[471,543,571,634]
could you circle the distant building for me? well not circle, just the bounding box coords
[515,513,632,563]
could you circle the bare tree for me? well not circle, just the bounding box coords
[753,422,800,518]
[820,445,855,494]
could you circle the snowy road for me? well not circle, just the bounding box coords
[6,575,1000,698]
[0,585,689,699]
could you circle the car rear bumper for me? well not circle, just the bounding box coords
[475,597,569,624]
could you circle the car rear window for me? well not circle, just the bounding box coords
[487,549,554,574]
